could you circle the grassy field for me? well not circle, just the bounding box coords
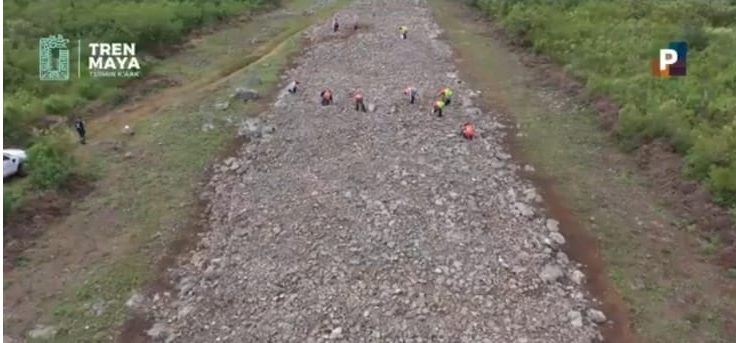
[432,1,735,343]
[465,0,736,207]
[3,0,280,145]
[3,0,282,227]
[3,0,349,341]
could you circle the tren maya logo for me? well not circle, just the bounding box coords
[651,41,687,78]
[39,34,141,81]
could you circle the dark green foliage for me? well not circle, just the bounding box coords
[26,133,77,190]
[3,0,275,146]
[473,0,736,206]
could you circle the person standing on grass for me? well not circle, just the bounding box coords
[74,117,86,144]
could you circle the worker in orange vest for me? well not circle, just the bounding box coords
[354,93,366,112]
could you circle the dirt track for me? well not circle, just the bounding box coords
[147,1,605,341]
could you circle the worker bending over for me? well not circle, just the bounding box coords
[287,80,299,94]
[354,93,366,112]
[320,89,334,105]
[462,122,475,140]
[432,100,445,117]
[399,25,408,39]
[439,87,453,105]
[404,86,418,104]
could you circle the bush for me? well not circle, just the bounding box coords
[26,131,78,191]
[3,0,276,154]
[474,0,736,206]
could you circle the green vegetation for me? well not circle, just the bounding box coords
[5,1,351,341]
[3,0,280,147]
[3,0,279,222]
[468,0,736,206]
[433,1,735,342]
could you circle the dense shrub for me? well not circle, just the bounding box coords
[26,130,78,191]
[473,0,736,206]
[3,0,276,147]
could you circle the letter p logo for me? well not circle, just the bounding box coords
[652,41,687,78]
[659,49,678,72]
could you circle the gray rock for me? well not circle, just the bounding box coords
[586,308,607,324]
[568,310,584,328]
[546,219,560,232]
[232,87,260,101]
[28,325,58,340]
[549,232,566,246]
[328,327,343,339]
[147,322,171,339]
[125,292,145,309]
[237,118,262,139]
[214,102,230,110]
[512,202,534,218]
[570,269,586,285]
[539,263,564,283]
[367,103,376,112]
[90,301,106,316]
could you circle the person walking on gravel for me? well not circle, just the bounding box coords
[439,87,453,105]
[287,80,299,94]
[432,99,445,117]
[404,86,418,104]
[320,88,333,105]
[354,93,366,112]
[399,25,408,39]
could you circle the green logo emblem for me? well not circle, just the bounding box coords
[39,34,70,81]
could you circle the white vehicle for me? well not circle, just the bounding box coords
[3,149,27,179]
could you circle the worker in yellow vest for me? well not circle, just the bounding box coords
[439,87,453,105]
[432,99,445,117]
[399,25,408,39]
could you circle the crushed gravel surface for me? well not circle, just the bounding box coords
[146,1,605,342]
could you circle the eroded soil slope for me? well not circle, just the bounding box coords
[148,1,606,341]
